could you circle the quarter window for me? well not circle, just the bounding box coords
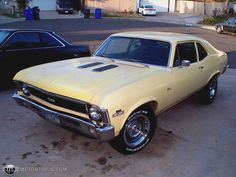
[39,33,62,47]
[3,32,40,50]
[197,43,207,61]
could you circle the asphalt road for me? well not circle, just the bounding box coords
[0,19,236,177]
[0,18,235,68]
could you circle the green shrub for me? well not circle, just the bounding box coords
[202,16,217,25]
[16,0,29,9]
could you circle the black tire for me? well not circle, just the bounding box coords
[199,76,218,104]
[216,26,223,34]
[109,107,156,154]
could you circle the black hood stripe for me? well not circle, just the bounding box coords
[92,65,118,72]
[78,62,103,69]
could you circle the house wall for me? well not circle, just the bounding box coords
[85,0,137,13]
[176,0,235,16]
[30,0,57,10]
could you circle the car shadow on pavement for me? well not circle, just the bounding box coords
[227,50,236,69]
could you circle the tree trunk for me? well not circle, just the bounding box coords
[224,0,229,14]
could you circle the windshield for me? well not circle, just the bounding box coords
[95,36,171,67]
[0,31,10,45]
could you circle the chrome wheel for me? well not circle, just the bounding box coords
[123,114,150,148]
[209,79,217,99]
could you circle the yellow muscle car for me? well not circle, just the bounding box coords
[13,32,228,154]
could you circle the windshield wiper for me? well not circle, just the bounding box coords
[123,59,150,68]
[96,54,116,62]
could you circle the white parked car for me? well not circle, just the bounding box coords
[139,5,156,16]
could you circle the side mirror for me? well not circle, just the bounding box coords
[181,60,191,67]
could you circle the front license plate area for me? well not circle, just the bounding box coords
[43,112,61,125]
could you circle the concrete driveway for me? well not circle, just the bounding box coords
[144,12,203,26]
[0,19,235,177]
[39,10,84,20]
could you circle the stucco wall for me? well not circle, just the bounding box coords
[86,0,137,13]
[176,1,235,16]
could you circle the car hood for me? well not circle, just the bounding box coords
[14,56,157,104]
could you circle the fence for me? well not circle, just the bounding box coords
[85,0,137,13]
[176,1,235,16]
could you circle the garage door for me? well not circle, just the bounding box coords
[140,0,169,12]
[31,0,57,10]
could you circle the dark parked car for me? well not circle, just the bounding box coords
[56,0,74,14]
[0,29,90,86]
[216,18,236,34]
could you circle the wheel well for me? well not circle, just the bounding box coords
[206,72,220,85]
[212,72,220,79]
[135,101,158,114]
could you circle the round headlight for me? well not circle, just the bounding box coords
[89,106,102,121]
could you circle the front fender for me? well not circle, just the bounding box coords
[109,97,158,136]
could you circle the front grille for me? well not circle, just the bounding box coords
[28,86,88,114]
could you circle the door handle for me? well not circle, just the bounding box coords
[199,66,204,69]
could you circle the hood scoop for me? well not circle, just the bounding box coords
[78,62,103,69]
[92,65,118,72]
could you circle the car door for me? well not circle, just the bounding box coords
[171,42,203,102]
[223,19,233,32]
[1,32,42,81]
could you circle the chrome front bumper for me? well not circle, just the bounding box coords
[13,94,114,142]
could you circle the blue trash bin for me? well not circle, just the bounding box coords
[24,7,33,20]
[95,8,102,19]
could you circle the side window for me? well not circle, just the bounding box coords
[3,32,40,50]
[173,42,197,67]
[39,33,63,47]
[226,19,233,25]
[197,43,207,61]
